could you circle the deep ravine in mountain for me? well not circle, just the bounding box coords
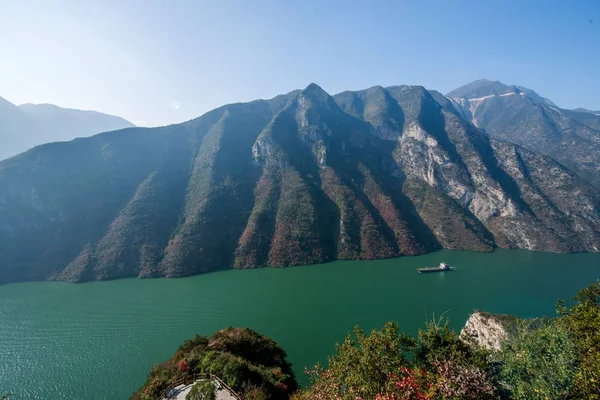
[446,79,600,186]
[1,83,599,284]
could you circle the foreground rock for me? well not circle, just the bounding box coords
[460,311,519,350]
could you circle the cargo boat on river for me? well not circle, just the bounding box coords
[418,262,452,273]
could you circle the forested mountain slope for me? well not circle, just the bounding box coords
[1,84,599,283]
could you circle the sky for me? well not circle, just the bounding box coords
[0,0,599,127]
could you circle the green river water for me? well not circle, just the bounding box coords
[1,249,599,399]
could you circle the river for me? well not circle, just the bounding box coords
[1,249,599,399]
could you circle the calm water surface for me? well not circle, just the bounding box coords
[1,249,599,399]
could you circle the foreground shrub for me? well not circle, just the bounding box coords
[433,359,497,399]
[557,280,600,400]
[186,380,216,400]
[495,318,576,399]
[304,321,417,399]
[131,328,297,400]
[415,315,491,372]
[298,319,500,400]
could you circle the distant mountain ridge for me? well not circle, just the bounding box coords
[1,83,599,284]
[446,79,556,107]
[0,96,135,160]
[571,108,600,115]
[444,79,600,186]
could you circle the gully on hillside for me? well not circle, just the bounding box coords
[1,83,599,283]
[446,79,600,186]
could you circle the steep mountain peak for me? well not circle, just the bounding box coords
[388,84,429,95]
[332,85,407,140]
[297,83,339,114]
[446,80,600,186]
[447,79,515,98]
[300,83,334,103]
[446,79,555,107]
[384,85,441,124]
[302,82,328,98]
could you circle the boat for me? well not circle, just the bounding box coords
[418,262,452,273]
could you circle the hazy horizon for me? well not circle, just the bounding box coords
[1,0,598,127]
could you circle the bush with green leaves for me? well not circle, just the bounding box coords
[557,279,600,400]
[132,328,296,400]
[304,321,417,399]
[186,380,216,400]
[494,318,576,399]
[415,314,491,371]
[297,319,499,400]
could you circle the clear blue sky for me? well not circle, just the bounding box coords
[1,0,598,126]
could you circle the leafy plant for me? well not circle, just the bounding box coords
[557,280,600,399]
[132,327,296,400]
[303,321,418,399]
[186,380,215,400]
[433,359,497,399]
[415,313,490,371]
[495,318,576,399]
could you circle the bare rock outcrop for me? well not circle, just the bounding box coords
[460,311,515,351]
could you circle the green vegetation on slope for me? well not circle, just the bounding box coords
[132,280,600,399]
[494,318,577,399]
[293,280,600,399]
[557,281,600,399]
[132,327,297,400]
[403,179,494,252]
[2,84,600,284]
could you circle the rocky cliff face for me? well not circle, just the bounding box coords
[446,79,600,187]
[460,311,515,351]
[1,83,600,283]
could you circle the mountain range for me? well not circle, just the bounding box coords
[0,81,599,284]
[446,79,600,186]
[0,96,135,160]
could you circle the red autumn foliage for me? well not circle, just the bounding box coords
[177,361,188,372]
[376,367,430,400]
